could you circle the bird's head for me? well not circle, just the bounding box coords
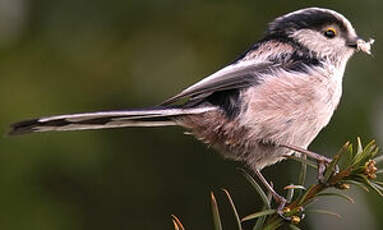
[266,7,374,66]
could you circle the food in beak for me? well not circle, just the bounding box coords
[357,38,375,55]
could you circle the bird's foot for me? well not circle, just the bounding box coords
[275,196,305,222]
[280,144,339,184]
[317,157,340,184]
[274,194,291,221]
[253,169,290,220]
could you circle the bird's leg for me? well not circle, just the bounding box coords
[280,144,331,163]
[254,169,289,219]
[280,144,335,183]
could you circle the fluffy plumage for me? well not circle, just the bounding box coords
[9,7,373,171]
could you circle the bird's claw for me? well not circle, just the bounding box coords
[275,196,292,221]
[277,201,306,222]
[317,157,340,184]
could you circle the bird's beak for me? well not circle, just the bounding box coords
[347,37,375,55]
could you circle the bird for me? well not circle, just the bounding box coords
[8,7,373,213]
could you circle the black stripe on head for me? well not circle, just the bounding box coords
[267,8,348,36]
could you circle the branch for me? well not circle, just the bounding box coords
[172,138,382,230]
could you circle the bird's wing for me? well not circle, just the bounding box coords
[160,60,274,105]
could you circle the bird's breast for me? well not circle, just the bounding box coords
[240,67,343,148]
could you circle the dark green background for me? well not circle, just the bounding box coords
[0,0,382,229]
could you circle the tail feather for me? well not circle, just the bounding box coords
[9,106,215,135]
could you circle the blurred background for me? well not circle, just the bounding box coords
[0,0,382,229]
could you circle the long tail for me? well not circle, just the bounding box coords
[8,106,215,135]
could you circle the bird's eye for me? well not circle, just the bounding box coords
[324,27,337,38]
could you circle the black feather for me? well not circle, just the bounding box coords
[205,89,241,119]
[267,8,348,36]
[9,118,42,135]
